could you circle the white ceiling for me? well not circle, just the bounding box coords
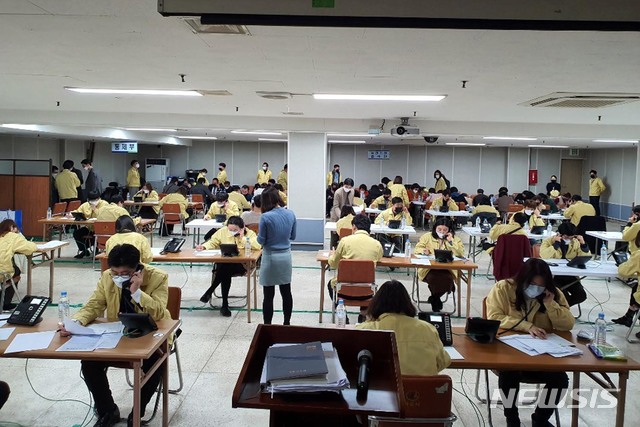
[0,0,639,148]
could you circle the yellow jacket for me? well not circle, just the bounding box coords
[278,191,288,205]
[369,196,391,210]
[257,169,272,184]
[126,166,140,188]
[229,192,251,211]
[540,236,590,259]
[434,177,447,193]
[357,313,451,376]
[326,171,342,187]
[134,189,160,214]
[55,169,81,200]
[563,201,596,226]
[508,209,545,228]
[486,279,575,333]
[0,232,38,276]
[589,177,606,196]
[388,183,409,206]
[277,170,288,190]
[335,214,355,231]
[217,169,228,184]
[329,230,382,269]
[73,264,171,326]
[414,233,465,281]
[204,200,240,220]
[74,200,109,219]
[618,250,640,303]
[430,198,459,212]
[375,208,413,227]
[196,173,209,186]
[105,232,153,264]
[488,223,525,242]
[158,193,189,219]
[472,205,499,216]
[353,197,364,206]
[623,222,640,253]
[96,203,140,226]
[202,227,261,252]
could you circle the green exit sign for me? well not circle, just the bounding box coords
[312,0,335,8]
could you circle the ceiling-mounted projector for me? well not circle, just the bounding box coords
[391,125,420,137]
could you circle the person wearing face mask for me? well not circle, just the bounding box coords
[216,163,228,184]
[134,183,160,219]
[375,197,412,252]
[326,164,342,187]
[0,219,37,310]
[158,187,192,236]
[228,185,251,211]
[563,194,596,226]
[196,216,262,315]
[388,175,410,206]
[433,170,448,193]
[508,199,545,228]
[369,188,392,210]
[621,205,640,254]
[126,160,141,199]
[588,170,606,216]
[277,164,288,191]
[414,218,465,312]
[429,189,459,212]
[81,159,103,198]
[204,192,240,223]
[330,178,355,221]
[196,168,209,186]
[257,162,272,185]
[61,244,171,427]
[104,215,153,264]
[545,175,561,196]
[539,222,590,307]
[486,258,573,427]
[71,191,109,258]
[613,243,640,331]
[486,212,528,254]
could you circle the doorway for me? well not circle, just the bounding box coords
[560,159,583,197]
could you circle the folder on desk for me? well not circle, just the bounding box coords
[266,341,328,382]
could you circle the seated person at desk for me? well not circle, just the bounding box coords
[328,215,383,323]
[352,190,364,207]
[61,244,171,427]
[331,206,356,249]
[357,279,451,375]
[539,222,589,307]
[388,175,410,206]
[228,185,251,211]
[105,215,153,264]
[563,194,596,226]
[485,212,528,254]
[508,199,545,228]
[72,190,109,259]
[375,197,412,252]
[414,218,465,312]
[368,188,392,209]
[158,187,192,236]
[197,216,261,315]
[161,177,180,194]
[133,183,160,220]
[274,183,288,206]
[0,219,37,310]
[471,195,499,218]
[621,205,640,253]
[486,258,574,427]
[613,247,640,330]
[429,189,459,212]
[240,194,262,227]
[190,177,214,205]
[203,192,241,240]
[97,196,140,225]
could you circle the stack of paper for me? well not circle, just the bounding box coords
[56,319,124,352]
[499,334,583,358]
[37,240,64,250]
[195,250,221,256]
[260,342,350,394]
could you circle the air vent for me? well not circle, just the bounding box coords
[256,91,292,100]
[282,111,304,116]
[182,18,250,35]
[521,92,640,108]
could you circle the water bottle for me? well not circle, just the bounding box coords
[46,207,52,219]
[336,299,347,328]
[418,194,423,202]
[475,217,480,228]
[127,192,131,201]
[405,241,412,258]
[600,243,607,262]
[58,291,70,324]
[524,221,530,232]
[546,223,553,236]
[188,194,193,203]
[400,215,406,229]
[244,236,251,257]
[594,313,607,345]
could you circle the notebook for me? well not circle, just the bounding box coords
[266,341,328,382]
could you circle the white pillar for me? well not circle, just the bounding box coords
[634,144,640,207]
[287,132,327,249]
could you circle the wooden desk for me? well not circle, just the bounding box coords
[449,327,640,427]
[38,217,156,246]
[27,241,70,299]
[0,318,180,427]
[316,251,477,322]
[232,325,403,426]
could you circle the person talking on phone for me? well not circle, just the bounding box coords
[621,205,640,253]
[196,216,261,316]
[0,219,37,310]
[486,258,574,427]
[539,222,590,307]
[59,244,171,427]
[374,197,412,253]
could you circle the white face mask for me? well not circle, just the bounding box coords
[143,189,149,194]
[230,230,240,237]
[343,187,351,193]
[524,209,533,215]
[563,239,573,245]
[217,202,225,208]
[435,174,440,179]
[263,166,268,171]
[436,232,446,239]
[89,200,99,206]
[524,284,545,299]
[52,173,58,178]
[413,189,418,193]
[135,164,140,169]
[112,275,130,288]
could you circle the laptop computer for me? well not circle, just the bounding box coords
[530,225,546,235]
[434,249,454,263]
[465,317,501,343]
[220,243,240,257]
[71,212,86,221]
[377,203,387,210]
[566,255,593,269]
[133,195,143,202]
[387,220,401,229]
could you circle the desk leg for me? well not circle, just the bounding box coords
[162,340,170,427]
[42,224,46,242]
[245,262,252,323]
[49,251,55,300]
[132,360,142,427]
[465,269,471,318]
[27,255,33,296]
[150,228,154,247]
[253,262,257,310]
[319,262,326,323]
[457,273,462,317]
[571,372,580,427]
[616,372,628,427]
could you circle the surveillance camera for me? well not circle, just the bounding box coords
[424,136,438,144]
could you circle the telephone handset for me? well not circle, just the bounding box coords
[122,264,144,290]
[161,237,185,254]
[418,312,453,346]
[7,295,51,326]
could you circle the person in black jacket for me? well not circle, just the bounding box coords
[546,175,561,196]
[69,161,85,202]
[81,159,102,199]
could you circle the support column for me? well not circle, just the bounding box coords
[287,132,327,250]
[634,144,640,207]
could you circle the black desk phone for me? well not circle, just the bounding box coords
[418,312,453,346]
[7,295,50,326]
[161,237,185,254]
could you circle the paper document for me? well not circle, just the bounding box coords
[63,319,123,335]
[0,327,15,341]
[499,334,582,357]
[0,320,7,328]
[195,250,221,256]
[56,333,122,352]
[151,248,163,256]
[37,240,64,250]
[444,346,464,360]
[4,331,55,354]
[95,333,122,349]
[411,259,431,266]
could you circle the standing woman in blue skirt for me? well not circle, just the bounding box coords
[257,187,297,325]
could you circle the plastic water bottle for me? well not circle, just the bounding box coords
[244,237,251,257]
[58,291,70,324]
[594,313,607,345]
[46,207,52,219]
[546,223,553,236]
[188,194,193,203]
[400,216,406,229]
[127,192,131,201]
[524,221,530,232]
[475,217,480,228]
[336,299,347,328]
[405,241,412,258]
[600,243,607,262]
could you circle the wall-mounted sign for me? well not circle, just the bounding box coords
[368,150,390,160]
[112,141,138,153]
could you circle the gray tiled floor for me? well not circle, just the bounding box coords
[1,221,639,426]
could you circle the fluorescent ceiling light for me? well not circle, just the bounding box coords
[327,133,371,137]
[176,136,218,140]
[445,143,486,146]
[592,139,638,143]
[483,136,537,141]
[328,140,367,144]
[125,128,177,132]
[231,130,283,135]
[1,124,40,131]
[258,138,288,142]
[314,94,446,102]
[65,87,202,97]
[528,145,569,149]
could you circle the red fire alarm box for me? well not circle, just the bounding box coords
[529,169,538,185]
